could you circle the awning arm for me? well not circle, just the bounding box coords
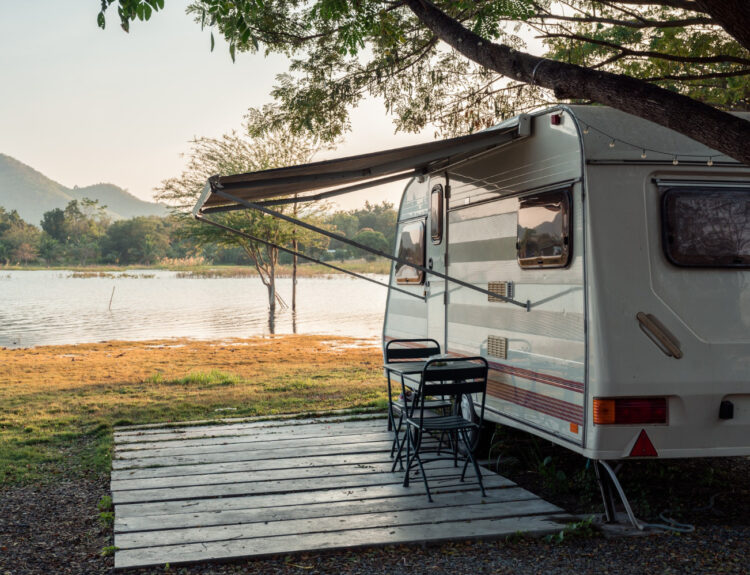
[212,187,532,311]
[194,213,425,301]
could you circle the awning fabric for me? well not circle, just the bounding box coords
[193,115,530,214]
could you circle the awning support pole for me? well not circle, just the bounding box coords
[194,213,425,301]
[211,188,532,311]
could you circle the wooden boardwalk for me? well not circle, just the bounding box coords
[111,415,571,570]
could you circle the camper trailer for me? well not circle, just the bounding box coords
[383,105,750,463]
[193,105,750,469]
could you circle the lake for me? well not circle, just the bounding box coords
[0,270,388,348]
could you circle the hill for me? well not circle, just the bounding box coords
[0,154,167,226]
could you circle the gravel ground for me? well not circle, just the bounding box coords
[1,456,748,575]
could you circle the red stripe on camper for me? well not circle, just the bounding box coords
[488,379,584,425]
[487,361,584,393]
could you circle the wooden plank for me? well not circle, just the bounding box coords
[112,460,412,491]
[112,440,391,469]
[115,485,541,533]
[114,476,516,519]
[113,435,441,470]
[111,451,405,481]
[115,430,393,453]
[114,514,571,570]
[112,465,507,505]
[115,408,383,431]
[112,454,478,491]
[116,499,562,550]
[115,416,384,440]
[115,434,396,459]
[115,419,386,446]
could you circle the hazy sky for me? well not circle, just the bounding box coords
[0,1,430,209]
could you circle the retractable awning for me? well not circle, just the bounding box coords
[191,113,533,310]
[193,114,530,215]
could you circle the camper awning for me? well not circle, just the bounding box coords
[193,115,530,214]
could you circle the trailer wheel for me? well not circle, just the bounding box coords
[457,394,492,456]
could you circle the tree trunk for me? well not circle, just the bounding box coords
[268,250,276,314]
[292,234,298,312]
[405,0,750,165]
[292,195,299,312]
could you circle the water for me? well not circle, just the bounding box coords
[0,270,388,348]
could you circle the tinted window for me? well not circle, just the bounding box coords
[662,188,750,268]
[517,190,571,268]
[431,184,443,244]
[395,220,425,284]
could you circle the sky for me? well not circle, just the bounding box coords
[0,1,431,209]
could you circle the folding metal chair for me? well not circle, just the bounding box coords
[401,356,489,502]
[383,339,451,470]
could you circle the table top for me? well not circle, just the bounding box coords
[383,358,481,376]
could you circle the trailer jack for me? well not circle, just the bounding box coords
[593,460,644,530]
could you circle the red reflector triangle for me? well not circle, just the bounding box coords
[630,429,658,457]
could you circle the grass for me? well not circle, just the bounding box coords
[0,335,385,485]
[1,258,391,277]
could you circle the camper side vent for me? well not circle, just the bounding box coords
[488,281,513,302]
[487,336,508,359]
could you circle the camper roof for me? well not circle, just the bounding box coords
[193,106,749,216]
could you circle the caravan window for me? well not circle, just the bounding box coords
[517,190,571,269]
[395,220,426,284]
[431,184,443,244]
[662,188,750,268]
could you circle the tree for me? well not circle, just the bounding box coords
[103,216,171,265]
[353,228,390,261]
[99,1,750,165]
[154,111,331,314]
[0,208,40,265]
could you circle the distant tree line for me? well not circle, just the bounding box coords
[0,198,398,268]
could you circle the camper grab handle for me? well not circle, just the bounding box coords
[636,312,683,359]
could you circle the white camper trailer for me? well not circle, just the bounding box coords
[383,105,750,464]
[193,104,750,470]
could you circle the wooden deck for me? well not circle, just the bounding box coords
[111,415,572,570]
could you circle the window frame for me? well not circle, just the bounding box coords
[516,189,572,270]
[430,184,443,245]
[395,218,427,285]
[661,186,750,269]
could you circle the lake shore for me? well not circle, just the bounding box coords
[0,258,391,277]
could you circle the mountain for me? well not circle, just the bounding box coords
[0,154,167,226]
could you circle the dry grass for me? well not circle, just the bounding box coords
[0,336,384,484]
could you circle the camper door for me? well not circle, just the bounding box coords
[426,176,447,348]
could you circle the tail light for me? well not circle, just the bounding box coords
[593,397,667,425]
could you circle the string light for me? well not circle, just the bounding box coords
[582,125,590,135]
[609,139,616,148]
[672,156,679,165]
[641,149,647,159]
[707,157,714,166]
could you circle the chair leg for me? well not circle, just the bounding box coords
[389,409,403,458]
[402,425,413,486]
[415,450,432,502]
[459,429,486,497]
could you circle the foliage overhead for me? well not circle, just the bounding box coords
[97,1,750,163]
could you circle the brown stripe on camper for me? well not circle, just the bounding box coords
[487,361,583,393]
[487,379,584,425]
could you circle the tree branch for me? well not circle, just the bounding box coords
[644,68,750,82]
[531,13,713,29]
[614,1,705,12]
[404,0,750,165]
[541,33,750,66]
[693,0,750,52]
